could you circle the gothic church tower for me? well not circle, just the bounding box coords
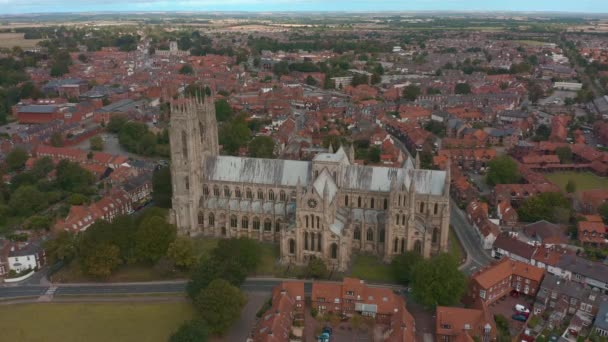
[169,93,218,234]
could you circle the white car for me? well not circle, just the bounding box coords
[515,304,530,314]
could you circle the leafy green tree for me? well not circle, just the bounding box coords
[402,85,421,101]
[219,115,251,155]
[179,64,194,75]
[556,146,573,164]
[6,147,28,171]
[152,166,172,208]
[167,237,197,270]
[566,179,577,194]
[455,82,471,95]
[351,74,369,87]
[31,157,54,179]
[9,185,48,217]
[391,251,423,285]
[598,203,608,222]
[44,231,77,264]
[533,124,551,141]
[305,75,318,86]
[26,215,53,230]
[214,99,233,122]
[248,136,275,158]
[80,243,121,278]
[187,256,247,299]
[135,216,177,263]
[90,136,104,151]
[195,279,246,335]
[107,115,128,133]
[273,61,289,76]
[169,319,209,342]
[411,253,467,307]
[55,160,95,194]
[518,192,572,224]
[303,258,329,279]
[486,156,520,186]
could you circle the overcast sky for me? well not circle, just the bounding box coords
[2,0,608,15]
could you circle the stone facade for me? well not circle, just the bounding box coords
[169,96,451,271]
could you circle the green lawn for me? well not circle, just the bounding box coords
[0,302,193,342]
[449,227,465,265]
[349,254,395,284]
[51,261,186,283]
[545,171,608,193]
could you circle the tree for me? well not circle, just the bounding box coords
[55,160,95,194]
[303,258,329,279]
[26,215,52,230]
[188,256,247,299]
[80,243,121,278]
[167,237,197,270]
[598,203,608,222]
[219,115,251,155]
[9,185,48,217]
[31,157,54,179]
[273,61,289,76]
[50,132,64,147]
[411,253,467,307]
[533,124,551,141]
[214,99,233,122]
[179,64,194,75]
[556,146,573,164]
[90,136,104,151]
[107,115,128,133]
[152,166,172,208]
[195,279,246,335]
[44,231,77,264]
[135,216,177,263]
[518,192,572,224]
[391,251,423,285]
[305,75,318,86]
[248,136,275,158]
[566,179,577,194]
[351,74,369,87]
[455,83,471,95]
[169,320,209,342]
[402,85,421,101]
[486,156,520,186]
[6,147,28,171]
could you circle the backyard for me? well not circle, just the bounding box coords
[0,302,193,342]
[545,171,608,193]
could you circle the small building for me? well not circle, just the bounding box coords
[7,241,46,273]
[435,306,496,342]
[594,302,608,338]
[251,282,305,342]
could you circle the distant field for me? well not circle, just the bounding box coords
[0,33,42,48]
[0,302,193,342]
[545,171,608,193]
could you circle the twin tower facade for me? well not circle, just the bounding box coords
[169,95,451,271]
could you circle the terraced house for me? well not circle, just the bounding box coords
[169,96,451,271]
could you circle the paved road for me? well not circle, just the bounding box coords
[450,199,494,274]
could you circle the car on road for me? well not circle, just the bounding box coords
[512,314,528,322]
[515,304,530,314]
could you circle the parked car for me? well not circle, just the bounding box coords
[515,304,530,314]
[512,314,527,322]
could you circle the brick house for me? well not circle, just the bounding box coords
[311,278,416,341]
[465,258,545,309]
[435,306,497,342]
[252,282,305,342]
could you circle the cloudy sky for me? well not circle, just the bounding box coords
[2,0,608,14]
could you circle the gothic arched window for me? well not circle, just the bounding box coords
[434,203,439,215]
[414,240,422,255]
[235,187,242,198]
[213,186,220,197]
[279,191,286,201]
[384,198,388,210]
[241,216,249,229]
[331,243,338,259]
[432,228,439,244]
[379,228,385,243]
[371,198,375,209]
[198,213,204,225]
[354,227,361,240]
[246,188,253,199]
[305,232,309,250]
[230,215,237,228]
[181,130,188,158]
[264,218,272,231]
[203,185,209,196]
[317,233,322,251]
[345,195,349,206]
[208,213,215,227]
[269,190,275,201]
[224,186,230,197]
[289,239,296,254]
[358,196,362,208]
[394,238,399,253]
[257,189,264,200]
[366,228,374,241]
[253,217,260,230]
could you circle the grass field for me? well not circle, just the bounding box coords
[545,171,608,193]
[350,254,395,284]
[0,33,42,48]
[0,302,193,342]
[449,227,465,265]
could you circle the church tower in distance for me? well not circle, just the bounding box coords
[169,93,218,234]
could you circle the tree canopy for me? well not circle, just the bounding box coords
[411,253,467,307]
[169,320,209,342]
[248,136,275,158]
[152,166,172,208]
[5,147,28,171]
[391,251,423,285]
[486,156,520,186]
[214,99,233,122]
[195,279,246,335]
[454,82,471,95]
[135,215,177,263]
[402,85,421,101]
[518,192,572,224]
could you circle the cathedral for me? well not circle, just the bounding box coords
[169,95,451,271]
